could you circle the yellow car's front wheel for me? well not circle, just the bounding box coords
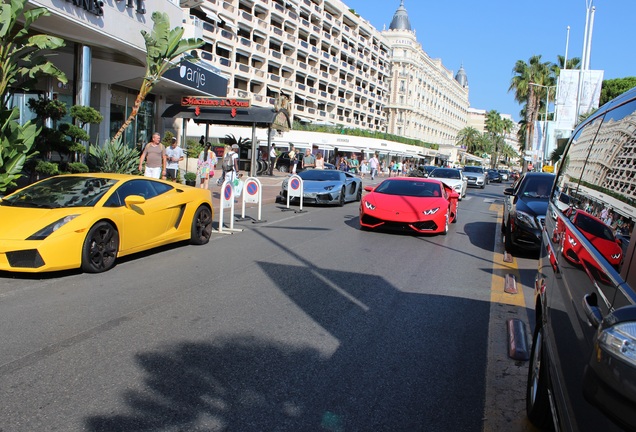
[190,206,212,245]
[81,221,119,273]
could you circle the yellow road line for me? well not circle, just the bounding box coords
[490,203,526,307]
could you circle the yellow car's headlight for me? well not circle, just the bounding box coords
[27,215,79,240]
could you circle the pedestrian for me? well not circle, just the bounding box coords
[197,143,217,189]
[369,152,379,180]
[349,154,359,174]
[269,143,277,176]
[315,152,325,169]
[360,158,369,178]
[165,137,184,182]
[302,148,315,169]
[288,144,298,174]
[222,143,240,184]
[217,144,231,185]
[338,156,349,171]
[199,135,205,147]
[138,132,166,179]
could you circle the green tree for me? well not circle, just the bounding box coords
[113,12,203,141]
[0,0,67,192]
[456,127,482,155]
[600,77,636,105]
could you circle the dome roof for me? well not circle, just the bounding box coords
[389,0,411,31]
[455,64,468,88]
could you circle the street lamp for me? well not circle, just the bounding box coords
[529,83,556,171]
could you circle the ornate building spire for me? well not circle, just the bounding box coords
[389,0,411,31]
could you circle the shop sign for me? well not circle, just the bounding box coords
[164,60,229,97]
[181,97,251,108]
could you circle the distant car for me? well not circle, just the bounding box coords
[487,169,502,183]
[279,168,362,206]
[498,169,510,181]
[501,172,555,253]
[0,174,214,273]
[407,165,437,178]
[428,167,467,200]
[462,165,487,188]
[359,178,459,235]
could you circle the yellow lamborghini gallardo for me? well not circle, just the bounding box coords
[0,173,214,273]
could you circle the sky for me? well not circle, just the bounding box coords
[342,0,636,122]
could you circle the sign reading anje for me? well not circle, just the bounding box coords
[181,97,251,108]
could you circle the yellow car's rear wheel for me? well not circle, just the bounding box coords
[81,221,119,273]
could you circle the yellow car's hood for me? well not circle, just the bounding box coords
[0,206,91,240]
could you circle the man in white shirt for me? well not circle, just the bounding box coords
[165,137,184,182]
[369,153,379,180]
[269,144,276,176]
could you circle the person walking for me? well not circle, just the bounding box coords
[368,152,379,180]
[197,143,217,189]
[165,137,184,182]
[222,144,240,185]
[360,158,369,178]
[269,143,277,176]
[138,132,166,179]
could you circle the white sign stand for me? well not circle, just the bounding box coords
[282,174,306,213]
[214,179,243,234]
[237,176,266,223]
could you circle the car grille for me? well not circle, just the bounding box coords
[6,249,45,268]
[361,215,438,232]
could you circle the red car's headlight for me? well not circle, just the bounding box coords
[364,201,375,210]
[423,207,440,215]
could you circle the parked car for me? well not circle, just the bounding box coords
[359,178,459,235]
[498,169,510,181]
[408,165,437,178]
[487,169,502,183]
[462,165,487,188]
[279,168,362,206]
[428,167,467,200]
[0,174,213,273]
[526,86,636,432]
[501,171,555,253]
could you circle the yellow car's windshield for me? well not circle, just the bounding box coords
[2,177,117,208]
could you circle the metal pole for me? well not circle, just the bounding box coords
[563,26,570,69]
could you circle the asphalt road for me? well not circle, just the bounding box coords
[0,178,540,431]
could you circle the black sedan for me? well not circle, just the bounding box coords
[501,172,555,253]
[487,169,502,183]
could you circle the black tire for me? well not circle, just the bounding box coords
[356,184,362,202]
[338,187,346,207]
[81,221,119,273]
[279,164,288,173]
[452,206,458,223]
[190,205,213,245]
[526,324,554,429]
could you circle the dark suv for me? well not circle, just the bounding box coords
[527,87,636,431]
[501,172,555,253]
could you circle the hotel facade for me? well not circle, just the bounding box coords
[21,0,473,164]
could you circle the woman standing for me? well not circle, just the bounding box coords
[315,152,325,169]
[197,143,217,189]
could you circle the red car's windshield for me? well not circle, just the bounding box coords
[374,180,443,197]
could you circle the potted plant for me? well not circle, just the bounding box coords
[184,171,197,186]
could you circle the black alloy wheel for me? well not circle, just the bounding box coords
[81,221,119,273]
[191,205,213,245]
[356,185,362,202]
[338,187,346,207]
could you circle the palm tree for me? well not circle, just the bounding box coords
[456,127,482,155]
[509,55,553,171]
[113,12,203,142]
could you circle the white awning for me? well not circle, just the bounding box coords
[294,115,312,123]
[219,14,238,31]
[199,4,220,23]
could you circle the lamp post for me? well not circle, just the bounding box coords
[529,83,556,170]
